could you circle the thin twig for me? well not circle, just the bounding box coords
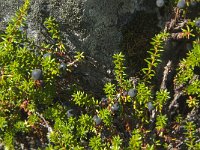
[195,138,200,143]
[176,141,184,148]
[169,91,183,110]
[186,107,198,121]
[160,60,172,90]
[35,112,53,143]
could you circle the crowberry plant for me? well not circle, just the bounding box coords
[0,0,199,149]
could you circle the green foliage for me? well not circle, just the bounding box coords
[72,91,97,107]
[103,82,116,100]
[113,53,126,85]
[175,42,200,85]
[0,0,199,149]
[76,114,94,139]
[156,115,167,133]
[136,83,152,106]
[98,108,112,126]
[0,0,84,148]
[89,135,105,150]
[0,117,7,131]
[4,132,14,150]
[155,89,170,112]
[134,82,152,123]
[49,118,75,149]
[128,129,142,149]
[142,32,169,82]
[184,121,197,149]
[174,39,200,126]
[111,135,122,150]
[186,96,199,108]
[44,17,65,52]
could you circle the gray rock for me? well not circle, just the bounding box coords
[0,0,158,96]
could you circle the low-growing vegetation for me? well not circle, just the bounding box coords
[0,0,200,149]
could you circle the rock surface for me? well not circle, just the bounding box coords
[0,0,158,96]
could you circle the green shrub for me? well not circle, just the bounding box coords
[0,0,200,149]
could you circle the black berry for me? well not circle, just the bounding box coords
[128,88,137,98]
[190,1,197,6]
[67,109,74,118]
[59,62,67,71]
[31,69,42,80]
[156,0,165,8]
[93,115,101,125]
[111,103,119,112]
[147,102,154,111]
[195,19,200,28]
[43,53,52,59]
[177,0,186,9]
